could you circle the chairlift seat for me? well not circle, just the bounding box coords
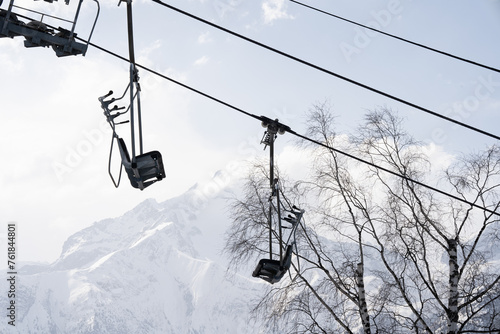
[117,138,165,190]
[252,245,293,284]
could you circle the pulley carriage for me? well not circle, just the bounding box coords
[0,0,99,56]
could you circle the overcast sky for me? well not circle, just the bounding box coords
[1,0,499,264]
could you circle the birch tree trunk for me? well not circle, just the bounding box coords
[447,238,459,334]
[356,262,371,334]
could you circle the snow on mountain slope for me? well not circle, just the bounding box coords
[1,183,270,334]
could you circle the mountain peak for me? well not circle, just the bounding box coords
[3,185,267,333]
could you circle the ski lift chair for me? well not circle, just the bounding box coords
[253,244,294,284]
[251,119,302,284]
[252,193,304,284]
[99,89,165,191]
[116,138,165,190]
[252,208,303,284]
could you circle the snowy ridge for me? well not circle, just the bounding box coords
[1,185,268,333]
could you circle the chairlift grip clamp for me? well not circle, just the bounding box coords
[260,116,291,135]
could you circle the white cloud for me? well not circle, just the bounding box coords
[420,142,455,172]
[137,40,162,68]
[194,55,209,66]
[197,31,212,44]
[262,0,293,24]
[140,39,162,57]
[0,39,25,72]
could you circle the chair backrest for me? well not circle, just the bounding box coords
[118,138,132,164]
[280,245,293,271]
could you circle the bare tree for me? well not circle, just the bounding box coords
[224,103,500,333]
[351,108,500,333]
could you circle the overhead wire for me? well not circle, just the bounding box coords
[289,0,500,74]
[80,38,500,218]
[81,38,262,123]
[149,0,500,142]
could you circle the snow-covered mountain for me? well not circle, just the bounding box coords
[1,183,270,334]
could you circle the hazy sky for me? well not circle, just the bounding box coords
[1,0,499,264]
